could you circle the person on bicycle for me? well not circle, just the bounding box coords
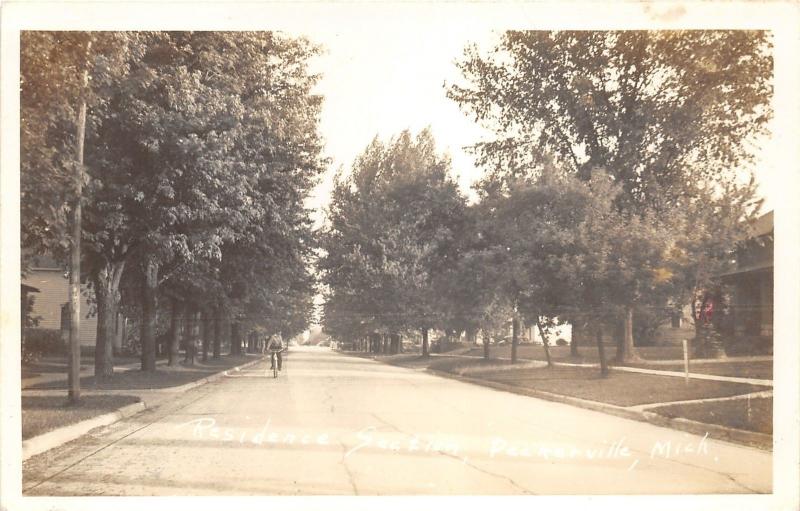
[267,333,284,371]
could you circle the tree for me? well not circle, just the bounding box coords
[449,30,772,359]
[449,31,772,201]
[319,130,467,357]
[21,31,325,375]
[432,203,508,359]
[20,32,133,394]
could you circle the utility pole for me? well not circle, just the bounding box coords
[68,38,91,404]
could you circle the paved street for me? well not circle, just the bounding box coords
[22,346,771,495]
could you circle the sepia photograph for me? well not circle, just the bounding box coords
[1,1,798,510]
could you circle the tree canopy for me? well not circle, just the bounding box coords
[319,129,467,353]
[448,30,773,209]
[21,31,324,373]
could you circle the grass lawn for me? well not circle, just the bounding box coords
[22,394,141,440]
[27,354,259,391]
[22,354,141,376]
[424,358,766,407]
[627,360,773,380]
[650,397,772,435]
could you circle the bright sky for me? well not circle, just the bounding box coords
[303,26,498,227]
[300,25,776,228]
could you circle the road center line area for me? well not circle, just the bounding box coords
[22,347,771,495]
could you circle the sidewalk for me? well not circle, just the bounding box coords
[430,352,773,386]
[22,354,265,461]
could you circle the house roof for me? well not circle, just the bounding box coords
[750,210,773,238]
[21,283,40,293]
[719,210,775,279]
[718,260,773,279]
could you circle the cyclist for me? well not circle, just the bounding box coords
[267,333,285,371]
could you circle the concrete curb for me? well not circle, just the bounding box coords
[22,355,266,461]
[22,401,147,461]
[423,368,772,451]
[639,411,773,450]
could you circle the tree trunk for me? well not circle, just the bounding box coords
[466,327,478,345]
[168,298,182,366]
[570,319,581,357]
[201,310,210,362]
[596,325,608,377]
[621,305,642,363]
[421,328,430,358]
[612,317,624,364]
[483,330,491,360]
[140,259,158,371]
[212,306,221,359]
[511,316,520,363]
[93,259,125,379]
[231,320,241,355]
[94,279,115,380]
[536,318,553,368]
[185,305,196,365]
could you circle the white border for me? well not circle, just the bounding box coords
[1,2,798,511]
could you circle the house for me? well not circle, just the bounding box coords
[22,255,97,347]
[719,210,773,344]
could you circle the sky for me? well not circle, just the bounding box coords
[300,25,777,229]
[302,25,498,227]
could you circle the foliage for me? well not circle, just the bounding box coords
[22,328,64,363]
[319,129,467,341]
[448,30,773,209]
[21,31,324,370]
[448,30,772,361]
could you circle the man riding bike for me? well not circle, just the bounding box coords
[266,333,285,372]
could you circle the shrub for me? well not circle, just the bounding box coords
[555,338,568,346]
[723,335,773,356]
[693,324,726,358]
[22,328,63,363]
[633,307,671,346]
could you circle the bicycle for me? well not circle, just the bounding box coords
[267,347,287,378]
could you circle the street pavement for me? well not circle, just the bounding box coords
[22,346,772,495]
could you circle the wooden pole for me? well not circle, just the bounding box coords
[683,339,690,385]
[68,39,91,404]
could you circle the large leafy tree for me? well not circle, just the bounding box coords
[449,30,772,359]
[21,31,325,375]
[433,207,512,360]
[489,168,688,370]
[22,32,148,380]
[319,130,467,356]
[448,30,772,203]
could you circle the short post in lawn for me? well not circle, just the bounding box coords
[682,339,690,385]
